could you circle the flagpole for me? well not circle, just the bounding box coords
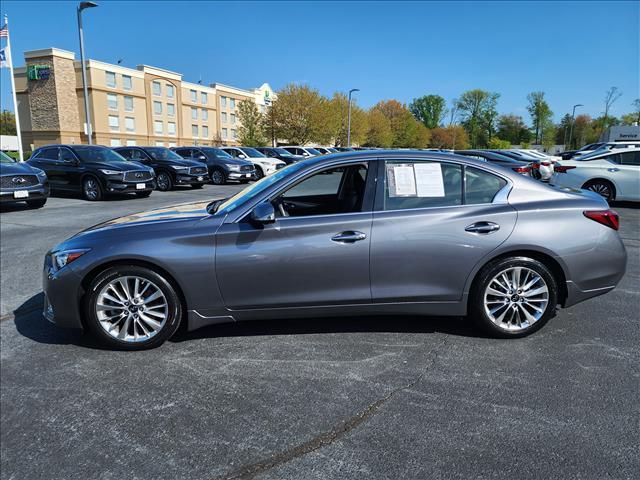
[4,15,24,162]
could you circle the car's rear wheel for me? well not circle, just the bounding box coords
[84,266,182,350]
[470,257,558,337]
[26,198,47,209]
[211,168,226,185]
[583,179,615,202]
[82,176,103,201]
[156,171,173,191]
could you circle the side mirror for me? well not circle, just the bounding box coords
[198,155,207,161]
[238,154,246,159]
[250,202,276,225]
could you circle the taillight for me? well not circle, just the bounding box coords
[512,166,531,174]
[541,161,551,167]
[583,210,619,230]
[554,165,576,173]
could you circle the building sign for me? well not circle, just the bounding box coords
[264,90,271,105]
[27,64,51,81]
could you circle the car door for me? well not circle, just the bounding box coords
[370,159,517,302]
[57,147,84,191]
[215,161,375,310]
[608,151,640,200]
[30,147,62,187]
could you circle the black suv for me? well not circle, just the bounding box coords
[255,147,304,165]
[172,146,255,185]
[28,145,156,201]
[115,146,208,191]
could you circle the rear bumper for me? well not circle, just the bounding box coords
[564,282,617,308]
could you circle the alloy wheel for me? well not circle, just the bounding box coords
[84,178,99,200]
[586,182,613,202]
[157,172,171,191]
[483,266,549,332]
[95,276,168,343]
[212,170,225,185]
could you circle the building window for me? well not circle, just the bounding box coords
[155,141,164,146]
[192,124,199,137]
[152,81,161,96]
[202,109,208,121]
[167,122,176,136]
[124,96,134,112]
[125,117,135,132]
[191,107,198,120]
[108,115,119,131]
[110,138,121,147]
[229,98,236,109]
[154,101,162,115]
[107,93,118,110]
[168,142,176,148]
[202,126,209,138]
[221,128,228,139]
[167,103,175,116]
[231,128,237,139]
[122,75,132,91]
[154,120,163,135]
[106,71,116,88]
[221,112,227,123]
[201,92,208,105]
[220,96,227,108]
[126,139,137,146]
[166,84,174,98]
[230,113,236,124]
[190,90,197,102]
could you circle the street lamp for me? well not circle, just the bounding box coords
[567,103,583,150]
[77,1,98,144]
[347,88,359,147]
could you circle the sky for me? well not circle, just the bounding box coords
[0,0,638,122]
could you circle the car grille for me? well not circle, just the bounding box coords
[240,165,254,172]
[0,174,39,188]
[123,170,152,182]
[189,166,208,175]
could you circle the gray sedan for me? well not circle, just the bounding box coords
[43,151,627,349]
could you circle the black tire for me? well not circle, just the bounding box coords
[583,179,615,202]
[469,256,558,338]
[84,266,183,350]
[156,171,173,191]
[135,190,152,198]
[82,176,103,201]
[254,166,264,180]
[190,183,204,189]
[210,168,226,185]
[26,198,47,209]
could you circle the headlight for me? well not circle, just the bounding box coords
[51,248,90,272]
[226,164,241,171]
[33,168,47,178]
[148,168,155,176]
[99,169,122,176]
[170,165,188,171]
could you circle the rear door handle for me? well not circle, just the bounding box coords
[465,222,500,234]
[331,231,367,243]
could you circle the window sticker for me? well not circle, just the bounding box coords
[387,164,416,197]
[414,162,445,197]
[387,162,445,197]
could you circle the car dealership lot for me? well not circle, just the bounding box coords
[1,189,639,479]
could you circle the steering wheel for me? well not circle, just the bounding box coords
[276,199,290,217]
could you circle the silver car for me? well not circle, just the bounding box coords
[43,151,627,349]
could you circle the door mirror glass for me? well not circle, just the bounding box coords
[238,154,246,159]
[250,202,276,224]
[199,155,207,161]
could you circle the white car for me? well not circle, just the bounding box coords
[550,147,640,202]
[573,141,640,159]
[505,150,557,181]
[221,147,285,179]
[281,146,322,158]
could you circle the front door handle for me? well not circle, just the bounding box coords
[331,231,367,243]
[465,221,500,234]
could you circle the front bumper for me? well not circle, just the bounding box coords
[227,171,255,181]
[0,182,50,204]
[175,173,209,185]
[42,254,85,329]
[105,179,157,194]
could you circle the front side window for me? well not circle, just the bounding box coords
[274,164,369,217]
[122,75,132,90]
[59,148,76,162]
[107,93,118,110]
[145,147,183,161]
[105,71,116,88]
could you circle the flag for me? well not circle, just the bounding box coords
[0,47,10,69]
[0,24,7,38]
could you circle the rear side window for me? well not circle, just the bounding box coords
[465,167,507,204]
[619,151,640,166]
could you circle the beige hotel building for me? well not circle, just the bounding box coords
[13,48,275,150]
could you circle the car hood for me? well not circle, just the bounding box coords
[85,160,148,171]
[0,162,39,175]
[251,157,284,164]
[218,157,252,166]
[162,158,204,167]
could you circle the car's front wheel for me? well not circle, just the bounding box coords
[469,257,558,338]
[156,171,173,191]
[84,266,183,350]
[82,176,103,201]
[211,168,226,185]
[583,179,615,202]
[254,166,264,180]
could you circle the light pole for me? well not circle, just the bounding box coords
[347,88,359,147]
[567,103,583,150]
[77,1,98,144]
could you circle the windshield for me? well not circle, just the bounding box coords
[240,147,265,157]
[202,147,233,158]
[73,146,129,163]
[305,148,322,155]
[0,151,16,164]
[273,148,293,156]
[215,162,307,215]
[145,147,183,161]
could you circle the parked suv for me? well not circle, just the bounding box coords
[255,147,304,164]
[0,150,49,208]
[172,146,254,185]
[281,146,322,157]
[114,146,208,191]
[28,145,155,201]
[221,147,285,179]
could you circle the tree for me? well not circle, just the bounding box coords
[0,110,17,135]
[621,112,638,125]
[571,114,593,148]
[237,100,267,146]
[372,100,421,147]
[488,138,511,149]
[429,125,470,150]
[324,93,368,146]
[556,113,573,145]
[630,98,640,124]
[412,123,431,148]
[526,92,553,144]
[456,89,500,148]
[602,86,622,130]
[496,115,531,145]
[363,109,392,147]
[270,84,326,145]
[409,94,447,129]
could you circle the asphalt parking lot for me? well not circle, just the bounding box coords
[1,187,638,480]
